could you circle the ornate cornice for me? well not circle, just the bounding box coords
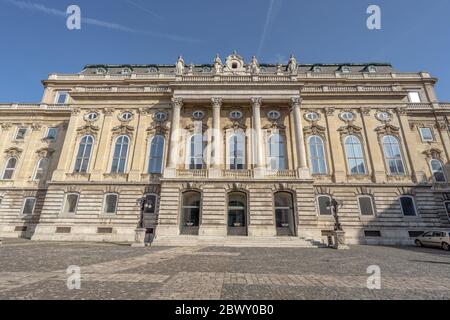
[4,147,23,158]
[303,123,326,135]
[422,147,443,160]
[337,123,362,135]
[76,123,100,136]
[374,123,400,136]
[36,147,55,158]
[111,124,135,136]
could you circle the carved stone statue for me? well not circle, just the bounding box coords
[250,55,260,74]
[175,56,185,75]
[287,54,298,74]
[213,54,222,74]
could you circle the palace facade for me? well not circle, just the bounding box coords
[1,52,450,246]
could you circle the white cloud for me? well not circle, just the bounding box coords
[3,0,199,43]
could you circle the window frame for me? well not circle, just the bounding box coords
[308,135,327,175]
[188,133,206,170]
[103,193,119,215]
[54,91,69,104]
[14,127,27,141]
[419,127,434,142]
[148,135,165,174]
[45,127,58,140]
[429,159,446,183]
[317,195,332,216]
[267,133,286,171]
[143,193,159,215]
[228,132,246,170]
[357,195,376,216]
[2,157,18,180]
[344,135,367,175]
[381,135,406,176]
[110,135,130,174]
[399,195,418,217]
[74,135,94,173]
[407,91,421,103]
[61,193,80,215]
[33,158,48,181]
[21,197,37,215]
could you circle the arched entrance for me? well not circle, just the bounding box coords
[274,192,296,236]
[227,192,247,236]
[180,191,201,235]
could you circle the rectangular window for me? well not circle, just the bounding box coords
[444,201,450,221]
[408,91,421,103]
[419,127,433,142]
[358,196,375,216]
[364,230,381,237]
[55,91,69,104]
[45,127,57,140]
[104,194,118,214]
[63,193,79,215]
[15,127,27,140]
[399,196,417,216]
[317,195,332,215]
[22,197,36,215]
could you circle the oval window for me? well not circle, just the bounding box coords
[267,110,281,120]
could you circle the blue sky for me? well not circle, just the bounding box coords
[1,0,449,102]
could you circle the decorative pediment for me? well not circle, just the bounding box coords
[396,187,415,196]
[337,123,362,135]
[225,182,248,192]
[303,123,326,135]
[262,122,286,131]
[36,147,55,158]
[314,186,333,196]
[147,123,169,136]
[353,186,373,196]
[144,185,160,195]
[422,147,443,160]
[185,122,208,133]
[181,182,204,191]
[76,123,100,136]
[111,124,134,136]
[374,123,400,136]
[4,147,23,158]
[223,122,247,131]
[272,183,296,192]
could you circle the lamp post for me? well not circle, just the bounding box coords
[132,196,151,247]
[327,197,349,250]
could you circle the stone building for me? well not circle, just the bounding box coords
[0,52,449,245]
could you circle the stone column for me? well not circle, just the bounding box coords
[251,97,265,177]
[209,97,222,177]
[90,108,114,181]
[164,98,182,178]
[128,109,149,181]
[51,109,81,181]
[290,97,310,179]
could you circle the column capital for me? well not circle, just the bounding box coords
[171,97,183,109]
[251,97,262,107]
[289,97,302,108]
[211,97,223,108]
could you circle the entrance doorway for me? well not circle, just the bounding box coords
[180,191,201,235]
[227,192,247,236]
[274,192,296,236]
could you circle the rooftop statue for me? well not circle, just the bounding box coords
[213,54,223,74]
[176,56,185,75]
[250,55,260,74]
[288,54,298,74]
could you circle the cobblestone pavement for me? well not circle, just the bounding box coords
[0,238,450,299]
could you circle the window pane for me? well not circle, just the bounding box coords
[408,92,421,103]
[22,198,36,215]
[318,196,331,215]
[420,128,433,141]
[46,128,57,139]
[359,197,374,215]
[65,194,79,214]
[57,92,68,104]
[105,194,118,214]
[400,197,416,216]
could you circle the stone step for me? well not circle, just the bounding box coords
[151,235,326,248]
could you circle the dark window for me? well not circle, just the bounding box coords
[408,231,425,237]
[63,194,79,214]
[358,196,375,216]
[148,135,165,174]
[143,194,157,214]
[399,196,417,216]
[318,195,331,215]
[22,197,36,215]
[15,127,27,140]
[46,128,57,140]
[56,92,68,104]
[445,201,450,220]
[104,194,118,214]
[2,157,17,180]
[364,230,381,237]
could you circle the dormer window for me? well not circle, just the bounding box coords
[367,66,377,73]
[341,66,351,74]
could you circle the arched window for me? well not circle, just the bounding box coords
[268,134,286,170]
[189,134,206,169]
[344,135,366,175]
[430,159,446,182]
[382,135,406,175]
[308,135,327,175]
[148,135,165,174]
[229,133,245,169]
[2,157,17,180]
[111,135,129,173]
[74,135,94,173]
[33,158,48,181]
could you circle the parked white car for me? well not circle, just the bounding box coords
[415,231,450,251]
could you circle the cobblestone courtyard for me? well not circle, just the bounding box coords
[1,239,450,300]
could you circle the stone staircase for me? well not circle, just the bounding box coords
[151,235,327,248]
